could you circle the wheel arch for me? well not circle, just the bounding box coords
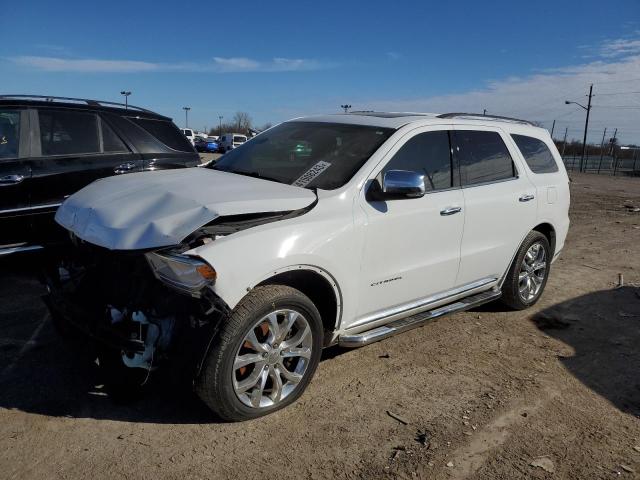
[255,265,343,343]
[499,223,557,288]
[532,222,556,256]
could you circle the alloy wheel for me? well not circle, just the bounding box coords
[232,309,313,408]
[518,242,547,302]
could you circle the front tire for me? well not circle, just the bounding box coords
[196,285,323,421]
[501,231,551,310]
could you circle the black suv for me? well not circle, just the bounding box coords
[0,95,199,253]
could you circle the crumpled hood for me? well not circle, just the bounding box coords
[55,168,316,250]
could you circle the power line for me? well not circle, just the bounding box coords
[591,105,640,109]
[594,91,640,96]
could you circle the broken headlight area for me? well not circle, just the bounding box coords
[44,244,229,386]
[145,251,216,297]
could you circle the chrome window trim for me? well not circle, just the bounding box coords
[0,202,62,214]
[0,244,43,256]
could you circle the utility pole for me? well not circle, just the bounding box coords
[340,104,352,113]
[580,84,593,172]
[564,84,593,172]
[218,115,223,136]
[609,128,618,155]
[597,127,607,174]
[120,91,131,109]
[561,127,568,158]
[183,106,191,128]
[550,119,556,139]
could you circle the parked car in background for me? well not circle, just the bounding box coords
[46,111,569,421]
[0,95,199,254]
[194,136,220,153]
[181,128,196,145]
[219,133,247,152]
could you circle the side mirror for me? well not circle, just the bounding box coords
[368,170,425,200]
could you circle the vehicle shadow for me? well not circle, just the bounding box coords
[532,286,640,417]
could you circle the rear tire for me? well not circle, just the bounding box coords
[501,231,551,310]
[196,285,323,421]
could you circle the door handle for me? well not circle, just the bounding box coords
[114,162,137,174]
[0,174,25,186]
[440,206,462,216]
[519,194,535,202]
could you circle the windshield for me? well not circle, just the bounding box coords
[233,135,247,143]
[210,122,394,189]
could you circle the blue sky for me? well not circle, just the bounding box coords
[1,0,640,142]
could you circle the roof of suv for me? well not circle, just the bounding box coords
[292,111,541,131]
[0,95,171,121]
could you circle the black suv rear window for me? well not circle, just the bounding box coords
[512,134,559,174]
[130,118,193,152]
[39,110,100,156]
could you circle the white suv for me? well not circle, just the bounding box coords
[48,112,570,421]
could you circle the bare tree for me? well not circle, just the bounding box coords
[233,112,252,132]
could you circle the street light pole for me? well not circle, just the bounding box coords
[218,115,223,136]
[183,106,191,128]
[565,84,593,172]
[120,91,131,109]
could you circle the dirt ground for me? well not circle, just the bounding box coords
[1,172,639,480]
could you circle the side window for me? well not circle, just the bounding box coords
[511,134,559,174]
[0,109,21,159]
[39,110,100,156]
[101,119,128,153]
[383,131,453,191]
[454,130,516,186]
[130,118,194,152]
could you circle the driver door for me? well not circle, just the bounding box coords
[355,126,465,325]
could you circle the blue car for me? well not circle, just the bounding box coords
[194,137,220,153]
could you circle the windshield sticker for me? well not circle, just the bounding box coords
[293,161,332,187]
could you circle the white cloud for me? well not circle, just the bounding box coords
[11,56,164,72]
[212,56,261,71]
[363,40,640,144]
[600,38,640,58]
[9,55,329,73]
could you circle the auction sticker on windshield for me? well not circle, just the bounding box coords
[293,161,332,187]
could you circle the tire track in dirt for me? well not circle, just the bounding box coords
[447,385,560,478]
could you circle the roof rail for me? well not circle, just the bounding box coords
[0,95,156,115]
[437,112,535,126]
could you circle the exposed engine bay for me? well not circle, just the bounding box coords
[43,242,228,388]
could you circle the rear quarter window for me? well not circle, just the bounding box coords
[511,134,559,174]
[131,118,194,152]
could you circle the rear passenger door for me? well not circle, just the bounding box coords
[452,127,537,286]
[28,108,142,239]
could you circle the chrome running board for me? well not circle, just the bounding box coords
[338,289,501,348]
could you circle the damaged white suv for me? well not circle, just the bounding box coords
[46,112,569,421]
